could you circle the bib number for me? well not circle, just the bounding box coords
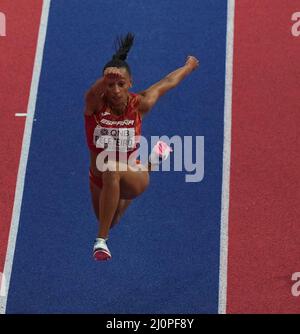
[94,126,135,152]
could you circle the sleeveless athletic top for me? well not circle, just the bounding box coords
[84,92,142,161]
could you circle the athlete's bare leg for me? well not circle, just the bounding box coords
[110,199,132,228]
[98,162,149,238]
[89,180,132,229]
[90,162,149,239]
[99,170,121,238]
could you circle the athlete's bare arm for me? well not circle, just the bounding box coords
[84,68,124,115]
[138,56,199,115]
[84,78,106,116]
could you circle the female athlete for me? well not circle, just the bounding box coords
[84,33,199,261]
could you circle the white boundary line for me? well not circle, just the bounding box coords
[218,0,235,314]
[0,0,51,314]
[15,113,28,117]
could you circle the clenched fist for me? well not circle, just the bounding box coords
[185,56,199,71]
[103,67,125,80]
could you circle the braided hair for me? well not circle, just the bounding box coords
[103,33,135,76]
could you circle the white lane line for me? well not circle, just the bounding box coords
[218,0,235,315]
[0,0,51,314]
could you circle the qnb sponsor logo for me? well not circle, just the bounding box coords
[96,135,205,183]
[291,12,300,37]
[0,272,6,297]
[0,12,6,37]
[95,127,136,152]
[291,272,300,297]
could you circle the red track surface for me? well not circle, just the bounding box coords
[227,0,300,313]
[0,0,42,272]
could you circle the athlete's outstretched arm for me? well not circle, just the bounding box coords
[138,56,199,115]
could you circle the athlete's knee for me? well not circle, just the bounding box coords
[134,172,149,196]
[125,173,149,199]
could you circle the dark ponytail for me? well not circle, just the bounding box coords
[103,33,135,75]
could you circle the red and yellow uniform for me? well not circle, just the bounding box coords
[84,92,142,188]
